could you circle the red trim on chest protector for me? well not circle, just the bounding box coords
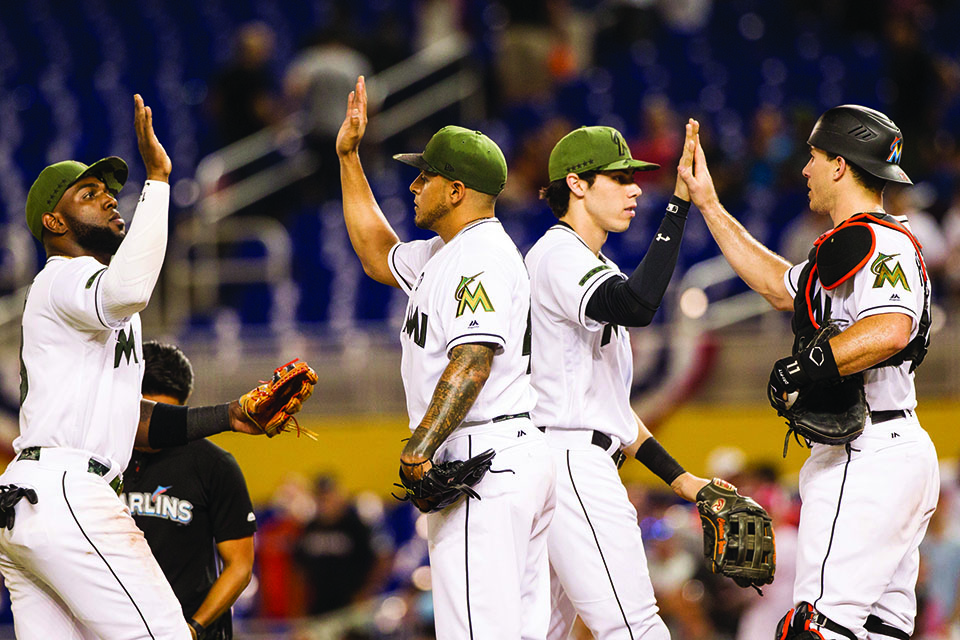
[804,213,927,330]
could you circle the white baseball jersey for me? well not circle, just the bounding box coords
[387,217,536,430]
[783,215,939,639]
[784,221,926,411]
[387,217,556,639]
[525,223,637,445]
[526,223,669,640]
[17,255,143,472]
[0,180,191,640]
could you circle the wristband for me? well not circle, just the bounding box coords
[634,437,686,485]
[666,195,691,218]
[186,404,232,441]
[797,337,840,382]
[148,403,231,449]
[187,618,205,638]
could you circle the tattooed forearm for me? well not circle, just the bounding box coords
[402,343,495,462]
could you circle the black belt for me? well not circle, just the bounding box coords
[538,427,626,469]
[17,447,123,495]
[870,409,909,424]
[492,412,530,423]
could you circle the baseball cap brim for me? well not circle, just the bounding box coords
[79,156,129,193]
[596,158,660,173]
[392,153,435,173]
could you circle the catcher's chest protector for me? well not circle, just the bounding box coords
[791,212,931,371]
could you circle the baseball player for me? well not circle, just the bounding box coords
[337,76,556,639]
[679,108,939,639]
[527,123,724,639]
[0,95,304,640]
[123,341,257,640]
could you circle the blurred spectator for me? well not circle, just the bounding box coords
[255,473,314,619]
[917,489,960,638]
[294,474,377,616]
[630,94,684,197]
[493,0,577,108]
[886,183,949,291]
[778,207,831,264]
[207,21,283,148]
[284,20,375,202]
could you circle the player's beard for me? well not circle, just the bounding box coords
[414,201,446,231]
[70,218,125,256]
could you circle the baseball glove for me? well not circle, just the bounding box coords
[696,478,775,592]
[773,321,868,449]
[394,449,496,513]
[240,359,318,438]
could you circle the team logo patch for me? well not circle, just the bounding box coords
[455,273,494,317]
[712,498,726,512]
[871,253,911,291]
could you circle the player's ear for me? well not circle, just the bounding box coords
[566,173,586,198]
[41,211,68,236]
[833,156,847,182]
[448,179,466,205]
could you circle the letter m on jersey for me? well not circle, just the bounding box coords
[114,327,139,368]
[404,307,428,348]
[871,253,911,290]
[455,273,494,318]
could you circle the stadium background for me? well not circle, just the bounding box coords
[0,0,958,638]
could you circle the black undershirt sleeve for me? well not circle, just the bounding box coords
[585,196,689,327]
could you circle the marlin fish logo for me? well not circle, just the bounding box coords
[151,485,172,501]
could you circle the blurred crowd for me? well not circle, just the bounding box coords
[167,449,957,639]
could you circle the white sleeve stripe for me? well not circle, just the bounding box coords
[446,332,506,349]
[388,243,412,292]
[857,303,918,319]
[577,270,622,326]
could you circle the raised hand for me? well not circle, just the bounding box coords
[677,124,720,211]
[134,94,172,182]
[336,76,369,159]
[673,118,698,201]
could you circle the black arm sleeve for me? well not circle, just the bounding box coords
[585,196,689,327]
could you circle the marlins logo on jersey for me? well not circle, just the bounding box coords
[123,486,194,524]
[455,272,494,317]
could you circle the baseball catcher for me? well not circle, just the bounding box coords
[696,478,775,593]
[240,359,319,438]
[395,448,497,513]
[768,320,868,453]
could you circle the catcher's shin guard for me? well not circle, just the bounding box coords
[775,603,855,640]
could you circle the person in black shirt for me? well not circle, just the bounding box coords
[122,342,257,640]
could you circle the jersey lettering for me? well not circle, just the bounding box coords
[455,273,494,317]
[123,491,194,524]
[871,253,911,290]
[522,308,532,374]
[811,288,832,326]
[403,307,428,348]
[114,326,139,368]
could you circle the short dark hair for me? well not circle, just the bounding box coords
[539,171,597,219]
[825,152,887,195]
[142,341,194,405]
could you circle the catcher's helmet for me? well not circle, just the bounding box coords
[807,105,912,184]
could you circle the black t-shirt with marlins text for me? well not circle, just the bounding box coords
[122,440,257,640]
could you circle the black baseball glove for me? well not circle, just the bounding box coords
[696,478,775,592]
[0,484,38,530]
[769,321,868,448]
[395,449,496,513]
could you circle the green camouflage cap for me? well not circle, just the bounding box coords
[25,157,129,240]
[548,126,659,182]
[393,126,507,195]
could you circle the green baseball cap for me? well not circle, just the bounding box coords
[25,157,129,240]
[393,126,507,196]
[548,126,659,182]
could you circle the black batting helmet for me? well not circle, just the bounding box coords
[807,105,912,184]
